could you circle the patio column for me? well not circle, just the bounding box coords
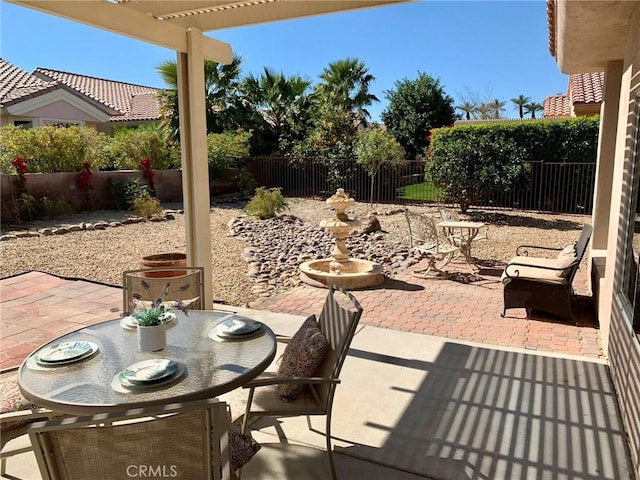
[177,28,213,309]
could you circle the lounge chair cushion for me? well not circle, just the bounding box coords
[501,256,569,285]
[556,244,577,277]
[276,315,329,402]
[229,430,261,471]
[0,372,37,431]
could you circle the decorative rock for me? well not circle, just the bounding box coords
[94,223,107,230]
[149,217,164,222]
[356,214,382,234]
[165,213,175,220]
[14,231,34,238]
[39,228,54,236]
[53,228,68,235]
[85,224,95,231]
[68,225,83,232]
[0,235,17,241]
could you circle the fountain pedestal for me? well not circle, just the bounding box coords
[299,189,384,289]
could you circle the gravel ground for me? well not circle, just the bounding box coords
[0,198,590,306]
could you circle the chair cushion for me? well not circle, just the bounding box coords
[0,372,37,432]
[556,244,577,277]
[229,430,261,472]
[276,315,329,402]
[501,256,568,285]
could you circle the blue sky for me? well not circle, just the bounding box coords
[0,1,568,122]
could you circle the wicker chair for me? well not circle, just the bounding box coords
[28,398,233,480]
[405,211,460,278]
[501,224,592,320]
[240,286,363,480]
[122,266,205,313]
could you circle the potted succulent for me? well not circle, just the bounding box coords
[132,283,189,352]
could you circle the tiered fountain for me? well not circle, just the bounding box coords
[299,189,384,289]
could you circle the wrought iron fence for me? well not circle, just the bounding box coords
[244,157,597,215]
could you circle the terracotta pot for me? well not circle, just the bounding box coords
[140,253,187,278]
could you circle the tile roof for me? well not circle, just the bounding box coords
[543,94,570,118]
[33,67,161,121]
[569,72,604,104]
[0,58,60,107]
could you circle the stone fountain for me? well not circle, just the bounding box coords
[299,189,384,289]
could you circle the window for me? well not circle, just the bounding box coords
[13,120,33,128]
[622,92,640,337]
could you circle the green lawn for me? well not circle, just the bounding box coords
[397,181,442,202]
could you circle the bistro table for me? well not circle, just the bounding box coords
[437,220,486,271]
[18,309,277,415]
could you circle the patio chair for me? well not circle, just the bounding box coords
[405,211,460,278]
[28,398,234,480]
[123,266,205,313]
[0,366,57,478]
[240,286,363,480]
[501,224,592,320]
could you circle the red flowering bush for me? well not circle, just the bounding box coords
[141,158,156,196]
[77,161,94,210]
[11,156,27,194]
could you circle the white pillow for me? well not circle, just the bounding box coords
[555,244,577,276]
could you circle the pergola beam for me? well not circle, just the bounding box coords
[9,0,232,63]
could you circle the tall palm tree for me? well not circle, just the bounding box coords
[487,99,507,119]
[315,58,379,121]
[510,94,531,119]
[524,101,544,119]
[456,101,477,120]
[156,54,244,140]
[240,67,312,151]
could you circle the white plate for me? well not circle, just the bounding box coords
[35,341,98,364]
[120,359,178,384]
[117,363,185,391]
[212,317,262,338]
[120,312,176,330]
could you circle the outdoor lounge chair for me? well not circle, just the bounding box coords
[27,398,234,480]
[405,211,460,278]
[122,266,205,313]
[240,286,363,480]
[501,224,592,320]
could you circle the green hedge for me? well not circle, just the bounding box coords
[427,117,600,210]
[0,124,180,174]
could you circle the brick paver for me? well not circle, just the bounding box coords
[0,262,603,370]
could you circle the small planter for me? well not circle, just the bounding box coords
[137,324,167,352]
[140,252,187,278]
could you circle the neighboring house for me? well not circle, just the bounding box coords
[0,59,161,134]
[543,72,604,119]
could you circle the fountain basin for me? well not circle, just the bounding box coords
[299,259,384,289]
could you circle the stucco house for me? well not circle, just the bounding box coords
[0,59,161,134]
[543,71,604,118]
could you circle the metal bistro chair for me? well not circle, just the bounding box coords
[28,398,234,480]
[405,211,460,278]
[241,286,363,480]
[123,266,205,313]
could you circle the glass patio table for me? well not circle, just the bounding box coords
[18,310,276,415]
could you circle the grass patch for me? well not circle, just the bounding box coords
[397,182,442,202]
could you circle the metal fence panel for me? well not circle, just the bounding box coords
[244,157,597,214]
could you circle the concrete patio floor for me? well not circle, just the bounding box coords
[0,268,630,479]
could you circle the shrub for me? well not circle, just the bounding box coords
[237,170,257,197]
[245,187,288,219]
[207,131,252,180]
[131,197,164,218]
[104,124,179,170]
[106,178,152,211]
[0,125,109,173]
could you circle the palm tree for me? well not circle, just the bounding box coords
[524,101,544,119]
[315,58,379,121]
[156,54,244,140]
[240,67,312,151]
[510,94,531,119]
[487,99,507,119]
[456,101,477,121]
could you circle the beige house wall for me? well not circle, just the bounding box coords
[599,5,640,476]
